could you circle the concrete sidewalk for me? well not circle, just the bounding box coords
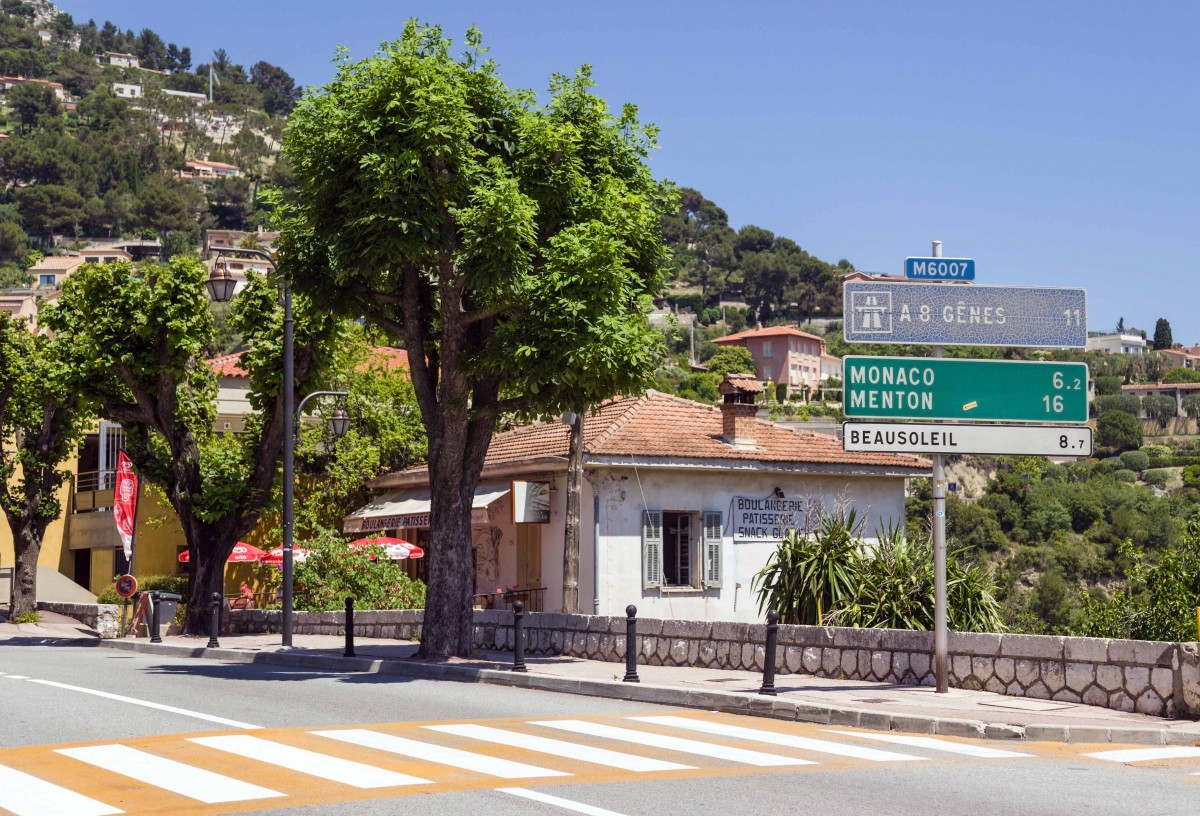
[90,628,1200,746]
[0,607,101,646]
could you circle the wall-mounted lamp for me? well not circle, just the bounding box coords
[772,486,785,499]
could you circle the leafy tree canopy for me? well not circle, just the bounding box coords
[274,22,675,657]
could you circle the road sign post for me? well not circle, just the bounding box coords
[843,357,1089,423]
[843,281,1088,347]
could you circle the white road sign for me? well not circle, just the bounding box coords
[843,422,1093,456]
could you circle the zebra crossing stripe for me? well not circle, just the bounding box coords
[630,716,923,762]
[55,745,284,804]
[825,731,1033,758]
[312,729,570,779]
[423,724,693,772]
[1085,747,1200,764]
[188,734,431,788]
[0,764,123,816]
[532,720,812,767]
[498,787,632,816]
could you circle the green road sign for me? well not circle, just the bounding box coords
[843,356,1089,423]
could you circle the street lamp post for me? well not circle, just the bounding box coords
[206,250,348,647]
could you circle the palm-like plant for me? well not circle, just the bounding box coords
[753,503,863,625]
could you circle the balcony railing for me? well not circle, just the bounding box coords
[473,587,546,613]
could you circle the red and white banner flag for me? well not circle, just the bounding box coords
[113,450,139,560]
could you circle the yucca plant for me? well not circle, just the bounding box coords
[753,503,863,625]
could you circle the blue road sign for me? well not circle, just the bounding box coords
[905,257,975,280]
[842,281,1087,348]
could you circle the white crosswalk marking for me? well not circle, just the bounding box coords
[312,729,570,779]
[1085,746,1200,763]
[423,724,694,772]
[0,764,123,816]
[825,730,1033,758]
[188,734,431,788]
[533,719,812,767]
[55,744,285,804]
[498,787,632,816]
[630,715,923,762]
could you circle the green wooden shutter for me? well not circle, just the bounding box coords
[642,510,662,589]
[703,511,723,588]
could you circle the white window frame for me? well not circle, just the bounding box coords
[643,509,722,590]
[762,340,773,358]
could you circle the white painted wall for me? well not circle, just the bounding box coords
[590,466,907,622]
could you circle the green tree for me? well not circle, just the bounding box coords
[135,176,201,260]
[660,187,734,303]
[43,259,341,633]
[13,184,84,246]
[273,23,673,657]
[293,341,428,534]
[1162,367,1200,384]
[288,526,426,611]
[706,345,756,377]
[1096,410,1142,454]
[0,313,96,618]
[249,60,300,116]
[7,82,58,133]
[1153,318,1173,350]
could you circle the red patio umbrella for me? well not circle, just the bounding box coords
[348,536,424,560]
[260,546,312,566]
[178,542,267,563]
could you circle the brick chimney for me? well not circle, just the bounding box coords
[718,373,762,448]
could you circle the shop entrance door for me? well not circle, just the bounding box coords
[515,524,542,592]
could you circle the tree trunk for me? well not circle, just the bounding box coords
[8,520,46,619]
[418,467,477,658]
[562,411,583,614]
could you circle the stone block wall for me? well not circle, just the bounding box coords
[38,601,118,639]
[222,608,1199,719]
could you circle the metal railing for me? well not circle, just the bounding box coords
[473,587,546,613]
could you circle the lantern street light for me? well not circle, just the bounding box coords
[206,250,348,647]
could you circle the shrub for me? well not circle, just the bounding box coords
[1114,469,1137,483]
[1183,394,1200,420]
[1142,395,1177,426]
[1140,444,1173,468]
[1096,410,1142,454]
[1094,394,1139,416]
[1119,450,1150,472]
[775,382,788,403]
[290,526,426,611]
[1142,468,1171,487]
[1183,465,1200,490]
[1093,375,1123,396]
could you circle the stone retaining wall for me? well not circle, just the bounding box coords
[234,608,1200,719]
[38,601,118,639]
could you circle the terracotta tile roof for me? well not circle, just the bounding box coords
[28,257,84,272]
[1122,381,1200,392]
[386,392,927,481]
[712,326,824,344]
[208,347,409,379]
[723,374,763,393]
[208,351,248,378]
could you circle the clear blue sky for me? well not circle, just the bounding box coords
[58,1,1200,345]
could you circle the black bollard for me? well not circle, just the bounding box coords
[758,609,779,696]
[206,591,221,649]
[623,604,640,683]
[344,597,356,658]
[511,600,527,672]
[149,595,162,643]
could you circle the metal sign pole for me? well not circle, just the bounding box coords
[931,240,948,694]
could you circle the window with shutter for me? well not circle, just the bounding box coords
[703,511,722,588]
[642,510,663,589]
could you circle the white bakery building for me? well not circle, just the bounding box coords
[345,379,928,622]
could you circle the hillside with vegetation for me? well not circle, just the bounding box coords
[0,0,298,284]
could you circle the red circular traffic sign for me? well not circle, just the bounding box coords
[115,574,138,599]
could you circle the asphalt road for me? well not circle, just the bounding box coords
[2,646,1199,816]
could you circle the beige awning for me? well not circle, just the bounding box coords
[343,485,510,534]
